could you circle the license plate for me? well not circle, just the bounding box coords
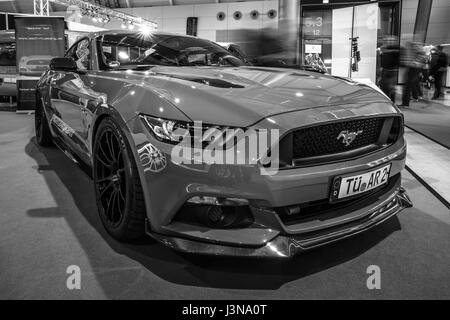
[330,163,391,202]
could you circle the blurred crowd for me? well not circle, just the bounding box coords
[378,37,448,106]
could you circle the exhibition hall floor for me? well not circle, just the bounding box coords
[401,95,450,148]
[0,111,449,299]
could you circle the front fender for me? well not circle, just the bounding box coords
[91,106,154,227]
[89,72,191,123]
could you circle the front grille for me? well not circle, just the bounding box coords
[275,116,402,168]
[292,117,385,159]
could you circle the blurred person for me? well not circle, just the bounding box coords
[379,36,400,102]
[422,45,433,92]
[400,41,426,107]
[240,24,328,73]
[247,28,286,65]
[413,42,427,100]
[417,51,427,99]
[430,45,448,99]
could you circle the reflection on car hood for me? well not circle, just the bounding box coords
[111,66,391,126]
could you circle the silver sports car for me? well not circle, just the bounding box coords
[35,30,412,258]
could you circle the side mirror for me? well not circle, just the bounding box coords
[49,57,78,72]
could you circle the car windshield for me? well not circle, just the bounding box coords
[98,33,245,69]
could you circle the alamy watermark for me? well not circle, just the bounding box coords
[366,265,381,290]
[169,121,280,175]
[66,265,81,290]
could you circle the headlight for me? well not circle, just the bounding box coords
[140,114,189,144]
[140,114,246,148]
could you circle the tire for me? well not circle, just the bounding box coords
[35,97,53,147]
[93,117,146,241]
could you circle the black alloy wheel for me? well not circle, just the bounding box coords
[93,117,146,240]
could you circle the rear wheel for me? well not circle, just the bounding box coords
[93,117,146,241]
[35,98,53,147]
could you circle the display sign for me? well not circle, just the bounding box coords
[14,16,65,111]
[303,10,332,37]
[16,79,38,111]
[305,44,322,54]
[186,17,198,37]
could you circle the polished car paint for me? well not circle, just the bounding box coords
[36,30,411,258]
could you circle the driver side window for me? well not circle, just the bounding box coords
[66,38,90,70]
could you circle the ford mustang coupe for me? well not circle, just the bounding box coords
[35,30,412,258]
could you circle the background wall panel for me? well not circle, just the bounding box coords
[50,0,279,42]
[426,0,450,45]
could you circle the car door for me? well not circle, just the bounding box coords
[49,38,104,161]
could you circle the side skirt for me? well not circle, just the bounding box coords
[52,136,93,178]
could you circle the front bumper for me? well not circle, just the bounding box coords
[147,186,411,258]
[125,108,411,258]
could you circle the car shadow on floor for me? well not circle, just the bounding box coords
[25,137,402,292]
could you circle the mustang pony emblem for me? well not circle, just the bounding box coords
[337,130,363,146]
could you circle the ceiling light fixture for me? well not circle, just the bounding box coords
[48,0,157,30]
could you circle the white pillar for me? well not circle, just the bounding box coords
[278,0,300,63]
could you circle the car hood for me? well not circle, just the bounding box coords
[113,66,391,127]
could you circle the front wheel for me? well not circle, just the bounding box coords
[93,117,146,241]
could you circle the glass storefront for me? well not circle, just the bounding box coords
[301,0,400,83]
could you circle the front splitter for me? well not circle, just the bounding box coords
[147,187,412,258]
